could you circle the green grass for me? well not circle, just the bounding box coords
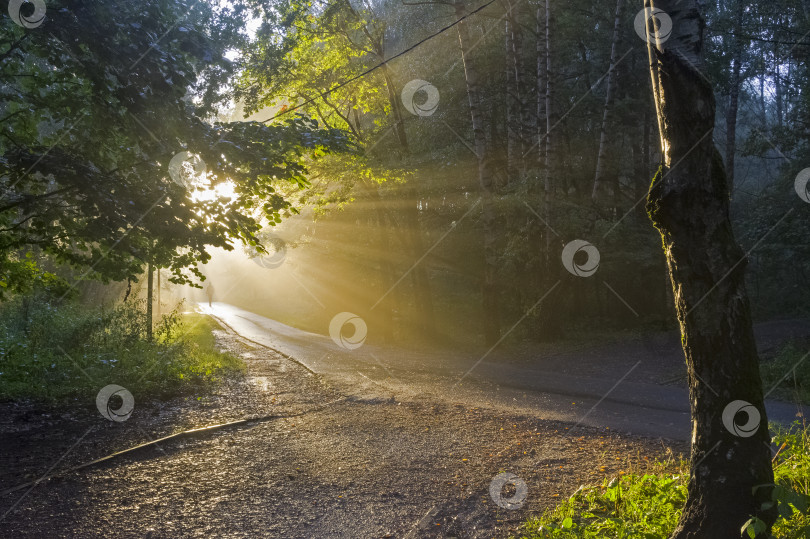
[517,423,810,539]
[0,297,244,403]
[183,312,226,350]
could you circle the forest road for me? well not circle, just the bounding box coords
[2,304,806,538]
[203,303,808,442]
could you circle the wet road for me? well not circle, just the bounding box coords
[202,303,808,441]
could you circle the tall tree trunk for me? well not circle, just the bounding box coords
[591,0,624,207]
[380,65,410,155]
[455,0,501,345]
[538,0,562,339]
[643,1,776,537]
[369,183,396,343]
[156,267,161,318]
[146,263,153,341]
[536,4,546,166]
[725,0,744,194]
[634,110,651,221]
[367,32,436,338]
[506,12,517,181]
[759,75,766,124]
[505,0,526,181]
[340,0,437,338]
[774,39,783,129]
[402,186,437,338]
[726,61,740,194]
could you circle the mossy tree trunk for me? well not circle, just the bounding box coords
[642,1,776,537]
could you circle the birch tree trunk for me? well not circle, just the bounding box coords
[643,1,776,536]
[591,0,624,207]
[505,0,526,181]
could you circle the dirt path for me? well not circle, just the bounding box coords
[1,324,688,538]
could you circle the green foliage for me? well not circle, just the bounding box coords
[0,0,347,288]
[0,252,74,300]
[766,424,810,538]
[0,298,243,403]
[760,342,810,404]
[518,424,810,539]
[519,473,687,538]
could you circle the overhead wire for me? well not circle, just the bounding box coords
[262,0,499,123]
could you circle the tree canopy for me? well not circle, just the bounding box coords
[0,0,346,294]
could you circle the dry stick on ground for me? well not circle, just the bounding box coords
[643,1,777,537]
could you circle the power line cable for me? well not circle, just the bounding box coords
[263,0,498,123]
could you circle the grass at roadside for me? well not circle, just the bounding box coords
[0,297,244,403]
[516,423,810,538]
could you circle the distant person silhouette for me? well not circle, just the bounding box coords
[206,283,215,307]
